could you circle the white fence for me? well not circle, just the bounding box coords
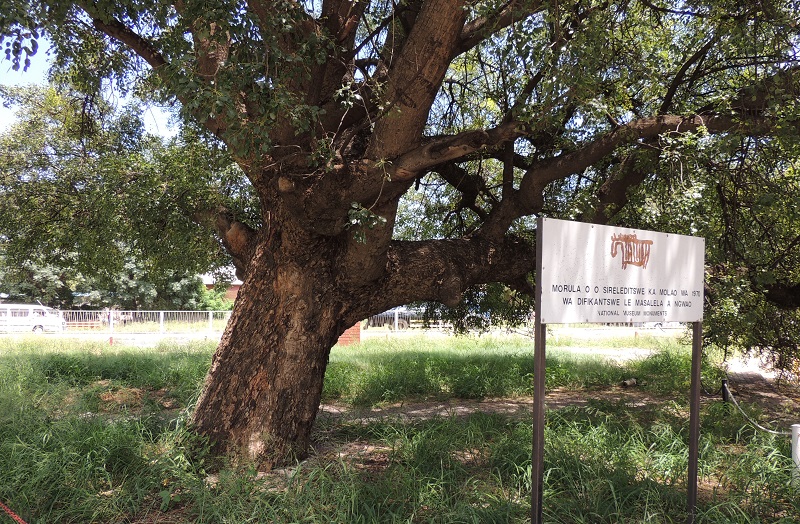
[59,310,232,335]
[3,308,685,339]
[364,309,421,330]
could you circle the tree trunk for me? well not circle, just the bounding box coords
[189,193,538,469]
[190,227,349,469]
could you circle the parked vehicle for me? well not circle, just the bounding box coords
[0,303,65,333]
[364,307,419,330]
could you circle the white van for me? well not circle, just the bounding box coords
[0,303,65,333]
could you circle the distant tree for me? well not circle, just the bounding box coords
[0,252,232,309]
[0,252,84,306]
[0,83,250,309]
[1,0,798,469]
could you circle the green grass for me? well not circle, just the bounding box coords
[324,334,722,405]
[325,336,627,405]
[0,335,796,523]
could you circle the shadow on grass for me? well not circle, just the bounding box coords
[324,349,631,406]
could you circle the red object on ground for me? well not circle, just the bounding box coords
[0,500,28,524]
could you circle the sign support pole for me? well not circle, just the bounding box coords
[532,217,546,524]
[686,321,703,524]
[531,317,546,524]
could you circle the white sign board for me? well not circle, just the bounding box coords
[537,218,705,324]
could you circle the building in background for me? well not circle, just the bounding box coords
[201,271,243,301]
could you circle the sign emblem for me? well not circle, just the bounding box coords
[610,233,653,269]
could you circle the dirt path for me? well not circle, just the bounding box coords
[723,357,800,427]
[317,355,799,427]
[317,389,664,426]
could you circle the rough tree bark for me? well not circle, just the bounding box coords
[188,0,503,467]
[192,222,346,467]
[191,193,539,466]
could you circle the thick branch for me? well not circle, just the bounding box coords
[214,210,257,280]
[435,163,494,219]
[579,150,654,224]
[458,1,544,54]
[638,0,712,18]
[583,44,789,226]
[246,0,272,29]
[378,235,536,308]
[364,0,424,84]
[87,14,166,71]
[660,36,719,114]
[515,113,785,214]
[194,208,259,279]
[308,0,367,107]
[764,282,800,309]
[389,122,524,180]
[83,6,228,136]
[365,0,467,160]
[728,66,800,115]
[194,26,231,81]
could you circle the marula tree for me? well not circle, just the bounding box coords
[1,0,799,468]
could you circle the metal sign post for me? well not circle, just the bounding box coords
[686,321,703,524]
[530,317,546,522]
[792,424,800,486]
[531,221,546,523]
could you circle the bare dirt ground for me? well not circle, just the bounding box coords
[722,356,800,427]
[317,389,659,427]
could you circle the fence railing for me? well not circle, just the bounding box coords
[3,308,687,337]
[59,310,232,334]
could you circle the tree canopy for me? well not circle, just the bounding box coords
[2,0,799,466]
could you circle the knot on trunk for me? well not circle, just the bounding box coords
[216,213,258,279]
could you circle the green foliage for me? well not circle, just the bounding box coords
[386,1,800,372]
[0,83,254,306]
[346,202,388,244]
[0,249,232,309]
[0,0,39,71]
[418,283,536,334]
[603,130,800,371]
